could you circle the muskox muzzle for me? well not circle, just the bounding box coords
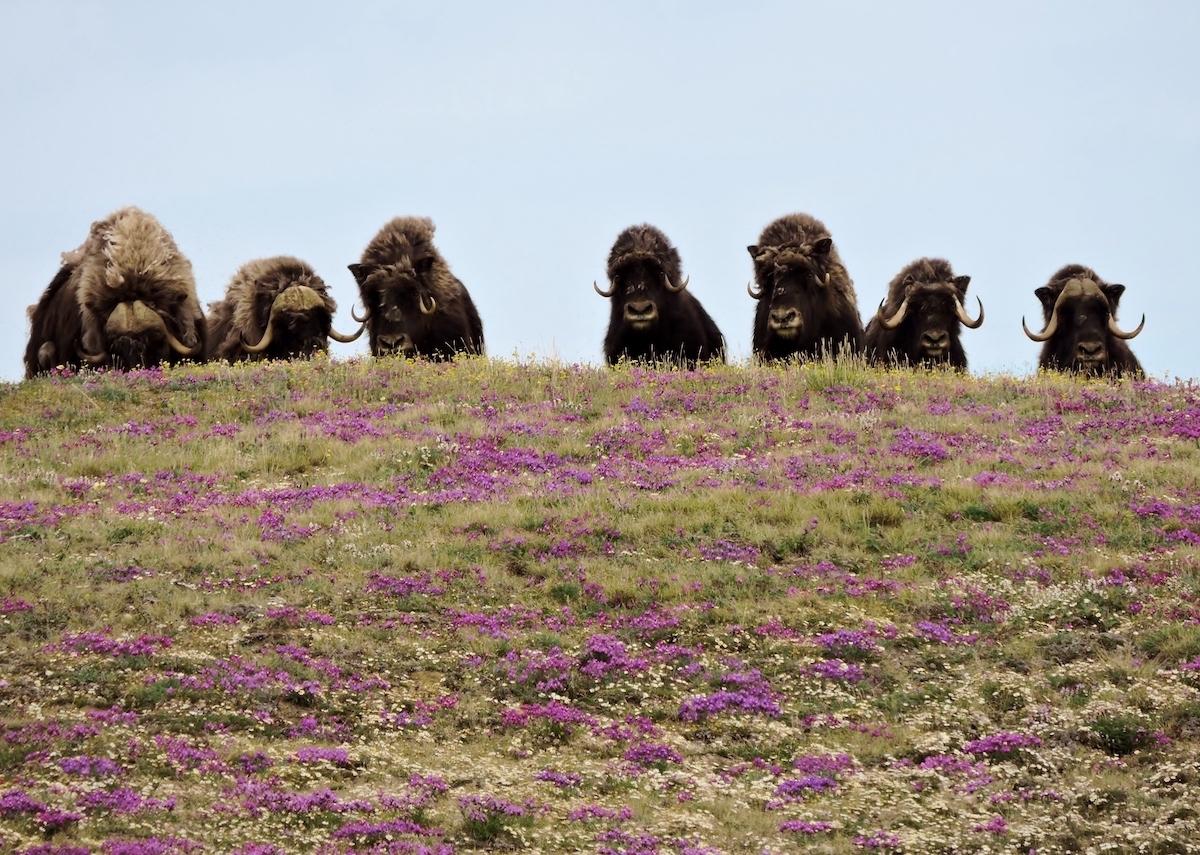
[83,300,201,366]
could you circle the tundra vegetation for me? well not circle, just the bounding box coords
[0,357,1198,853]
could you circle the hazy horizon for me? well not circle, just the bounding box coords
[2,1,1198,382]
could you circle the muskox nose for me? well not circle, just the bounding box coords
[626,300,655,318]
[378,333,414,354]
[1076,341,1105,361]
[769,307,800,329]
[921,330,949,351]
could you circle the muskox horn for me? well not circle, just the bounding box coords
[665,273,689,293]
[1023,287,1070,342]
[1107,313,1145,340]
[328,322,366,343]
[351,303,370,323]
[594,280,616,298]
[878,296,910,330]
[110,301,201,359]
[747,280,763,299]
[956,296,984,329]
[83,349,109,366]
[240,320,276,354]
[419,293,437,315]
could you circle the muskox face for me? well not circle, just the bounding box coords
[1024,278,1144,375]
[88,297,200,370]
[748,238,834,341]
[600,258,688,333]
[873,276,982,365]
[349,260,444,357]
[250,288,330,359]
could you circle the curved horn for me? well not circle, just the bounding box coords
[1022,313,1058,343]
[1108,313,1145,340]
[419,293,437,315]
[328,322,366,343]
[956,296,984,329]
[161,323,202,358]
[83,349,108,366]
[351,303,370,323]
[1023,287,1071,342]
[878,296,910,330]
[240,299,280,354]
[747,280,763,299]
[594,280,616,298]
[665,273,689,293]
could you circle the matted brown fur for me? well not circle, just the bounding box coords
[206,257,338,361]
[358,217,463,304]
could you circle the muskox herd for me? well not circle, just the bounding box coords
[24,207,1147,380]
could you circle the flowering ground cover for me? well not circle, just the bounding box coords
[1,358,1198,853]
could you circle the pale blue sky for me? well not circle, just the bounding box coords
[2,1,1197,381]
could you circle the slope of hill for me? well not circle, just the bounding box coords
[1,359,1198,853]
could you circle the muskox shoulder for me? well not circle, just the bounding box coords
[755,213,832,250]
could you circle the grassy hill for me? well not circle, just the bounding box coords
[1,358,1198,854]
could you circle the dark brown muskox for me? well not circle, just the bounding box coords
[348,217,483,359]
[23,207,205,378]
[206,257,363,362]
[864,258,984,370]
[1023,264,1145,377]
[747,213,863,362]
[594,224,725,367]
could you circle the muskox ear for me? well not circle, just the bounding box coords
[1102,283,1125,306]
[953,275,971,294]
[347,263,376,286]
[746,245,759,260]
[812,237,832,256]
[1034,287,1055,309]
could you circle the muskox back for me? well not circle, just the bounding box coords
[207,257,362,362]
[24,207,205,377]
[747,213,862,362]
[349,217,483,360]
[1024,264,1144,378]
[864,258,983,371]
[596,224,724,367]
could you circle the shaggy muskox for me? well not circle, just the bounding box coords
[348,217,483,359]
[864,258,983,370]
[594,224,725,367]
[747,214,863,361]
[23,207,205,378]
[206,257,363,362]
[1023,264,1145,377]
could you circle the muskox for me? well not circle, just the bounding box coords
[23,207,205,378]
[864,258,984,370]
[594,224,724,367]
[747,214,863,362]
[1023,264,1145,377]
[348,217,483,359]
[206,257,363,362]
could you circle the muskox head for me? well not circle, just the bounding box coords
[234,259,362,360]
[746,239,834,340]
[349,217,483,359]
[868,259,983,368]
[594,225,689,333]
[1023,269,1144,376]
[72,207,206,371]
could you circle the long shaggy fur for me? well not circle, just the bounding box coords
[749,213,862,361]
[352,217,483,358]
[864,257,972,370]
[601,224,725,367]
[206,257,337,362]
[24,207,204,377]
